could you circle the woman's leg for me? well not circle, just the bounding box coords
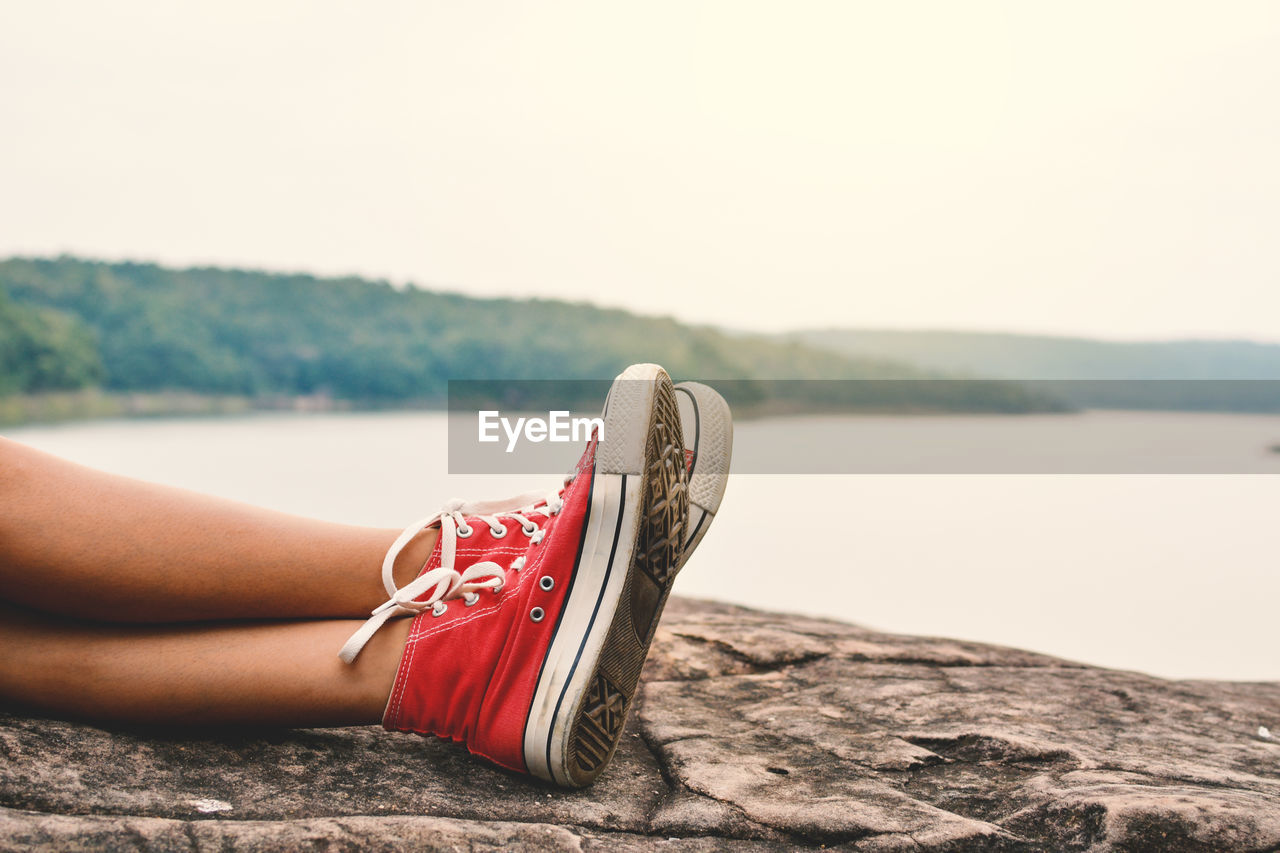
[0,602,411,726]
[0,437,434,623]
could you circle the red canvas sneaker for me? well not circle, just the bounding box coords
[674,382,733,563]
[339,363,688,787]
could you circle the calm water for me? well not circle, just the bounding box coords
[7,411,1279,681]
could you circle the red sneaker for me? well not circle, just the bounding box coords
[339,363,688,787]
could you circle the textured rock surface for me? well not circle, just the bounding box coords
[2,597,1278,851]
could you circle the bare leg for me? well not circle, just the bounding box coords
[0,602,411,726]
[0,437,434,622]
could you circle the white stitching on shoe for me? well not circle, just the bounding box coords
[381,467,585,712]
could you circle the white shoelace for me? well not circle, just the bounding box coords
[339,489,565,663]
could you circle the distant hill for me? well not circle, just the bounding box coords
[7,260,1277,418]
[0,257,1059,417]
[789,329,1280,411]
[790,329,1280,380]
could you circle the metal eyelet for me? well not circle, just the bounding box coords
[431,601,447,617]
[490,525,507,538]
[463,592,479,606]
[522,523,538,537]
[529,607,545,622]
[539,576,555,591]
[455,524,473,538]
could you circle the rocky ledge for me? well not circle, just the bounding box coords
[2,598,1278,851]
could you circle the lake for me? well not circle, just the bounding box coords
[6,410,1279,681]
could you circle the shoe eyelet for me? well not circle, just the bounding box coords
[522,523,538,537]
[463,592,479,606]
[431,601,447,617]
[539,576,555,591]
[455,524,473,538]
[529,606,545,622]
[490,525,507,538]
[492,583,503,594]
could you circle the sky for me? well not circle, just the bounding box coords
[2,1,1279,340]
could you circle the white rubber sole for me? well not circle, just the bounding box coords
[675,382,733,562]
[522,364,687,787]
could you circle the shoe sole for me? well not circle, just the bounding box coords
[675,382,733,564]
[522,364,687,787]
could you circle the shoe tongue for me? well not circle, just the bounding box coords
[457,491,549,516]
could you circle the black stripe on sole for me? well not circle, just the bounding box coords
[542,472,628,782]
[563,377,688,786]
[683,507,708,553]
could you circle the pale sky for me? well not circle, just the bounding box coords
[2,1,1278,340]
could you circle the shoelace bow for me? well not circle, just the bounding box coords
[339,488,566,663]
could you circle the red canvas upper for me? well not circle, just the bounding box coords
[382,438,597,772]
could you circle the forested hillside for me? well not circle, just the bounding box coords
[9,259,1274,418]
[0,288,102,394]
[1,257,926,403]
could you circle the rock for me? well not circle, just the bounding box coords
[1,597,1277,851]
